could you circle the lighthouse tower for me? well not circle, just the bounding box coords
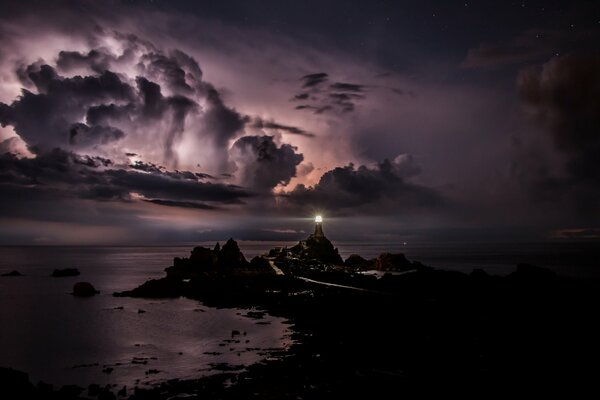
[314,215,325,237]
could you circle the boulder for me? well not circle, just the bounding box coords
[375,253,414,271]
[72,282,99,297]
[1,270,22,277]
[51,268,80,277]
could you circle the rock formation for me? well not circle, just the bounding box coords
[72,282,99,297]
[288,221,343,265]
[165,238,269,280]
[375,253,415,271]
[1,270,23,277]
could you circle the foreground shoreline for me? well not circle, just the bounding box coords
[3,238,600,398]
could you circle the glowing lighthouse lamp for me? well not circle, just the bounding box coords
[314,215,325,237]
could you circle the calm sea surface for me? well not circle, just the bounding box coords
[0,245,293,388]
[0,241,598,388]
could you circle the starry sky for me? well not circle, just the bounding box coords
[0,0,599,244]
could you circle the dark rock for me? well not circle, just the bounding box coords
[190,246,217,267]
[51,268,80,277]
[138,309,146,314]
[289,233,343,265]
[250,256,273,270]
[219,238,249,267]
[268,247,288,259]
[375,253,414,271]
[72,282,99,297]
[117,385,127,397]
[37,381,53,393]
[98,387,116,400]
[470,268,490,279]
[344,254,370,269]
[88,384,101,397]
[214,242,221,253]
[0,367,35,398]
[58,384,84,397]
[102,367,114,374]
[1,270,23,277]
[114,277,184,298]
[508,263,557,282]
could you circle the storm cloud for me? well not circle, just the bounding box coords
[230,135,304,192]
[516,54,600,215]
[284,154,442,215]
[293,72,366,114]
[0,149,251,211]
[0,33,246,171]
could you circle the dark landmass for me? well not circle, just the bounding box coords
[3,230,600,398]
[72,282,99,297]
[1,270,23,277]
[51,268,80,278]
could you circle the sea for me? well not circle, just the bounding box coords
[0,241,598,388]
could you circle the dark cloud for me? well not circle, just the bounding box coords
[1,33,246,171]
[69,123,125,147]
[230,135,304,192]
[293,93,310,100]
[247,117,315,138]
[294,104,332,114]
[0,64,135,152]
[57,49,118,74]
[0,149,251,211]
[329,82,364,92]
[293,73,366,114]
[200,84,245,149]
[516,54,600,215]
[139,51,196,95]
[328,92,363,113]
[283,155,442,215]
[301,72,328,88]
[144,199,218,210]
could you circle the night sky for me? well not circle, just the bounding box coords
[0,0,598,244]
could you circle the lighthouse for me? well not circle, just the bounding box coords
[314,215,325,237]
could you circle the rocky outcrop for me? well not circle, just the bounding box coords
[289,233,343,265]
[190,246,218,267]
[375,253,415,271]
[218,238,249,268]
[115,277,184,298]
[166,238,253,279]
[51,268,80,277]
[508,263,557,283]
[1,270,22,277]
[344,254,372,270]
[0,368,35,398]
[72,282,99,297]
